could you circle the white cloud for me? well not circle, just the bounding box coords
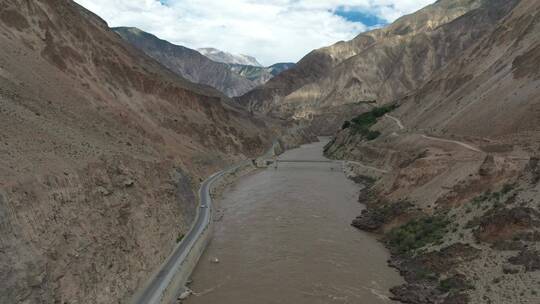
[74,0,434,65]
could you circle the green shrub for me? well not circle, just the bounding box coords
[386,216,449,255]
[351,112,378,127]
[348,104,398,140]
[366,130,381,141]
[501,183,515,195]
[342,121,351,129]
[439,278,456,293]
[438,277,473,293]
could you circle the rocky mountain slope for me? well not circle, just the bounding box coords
[113,27,257,97]
[0,1,275,303]
[322,0,540,303]
[229,62,296,86]
[237,0,493,131]
[198,47,262,66]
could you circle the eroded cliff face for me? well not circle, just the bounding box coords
[0,0,272,303]
[323,0,540,302]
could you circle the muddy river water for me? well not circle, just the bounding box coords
[186,140,403,304]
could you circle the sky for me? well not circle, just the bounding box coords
[75,0,435,66]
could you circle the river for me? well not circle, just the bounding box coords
[185,139,403,304]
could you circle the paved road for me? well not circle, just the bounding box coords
[132,169,228,304]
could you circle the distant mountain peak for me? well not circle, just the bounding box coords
[112,27,257,97]
[198,47,263,67]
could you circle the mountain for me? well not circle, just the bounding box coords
[198,47,262,66]
[267,62,297,76]
[229,62,296,86]
[236,0,491,131]
[0,1,273,303]
[321,0,540,303]
[111,29,295,96]
[3,0,539,303]
[112,27,257,97]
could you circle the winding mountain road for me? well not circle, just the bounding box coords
[384,114,483,153]
[419,134,482,153]
[384,114,405,130]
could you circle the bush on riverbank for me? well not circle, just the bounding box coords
[386,215,449,255]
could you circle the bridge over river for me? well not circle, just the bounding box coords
[261,158,342,170]
[261,157,388,174]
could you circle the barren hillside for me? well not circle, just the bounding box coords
[236,0,488,125]
[323,0,540,303]
[113,27,258,97]
[0,0,272,303]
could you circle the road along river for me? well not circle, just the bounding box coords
[185,139,403,304]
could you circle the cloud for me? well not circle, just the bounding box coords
[74,0,434,65]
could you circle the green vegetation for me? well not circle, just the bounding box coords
[386,216,449,255]
[354,100,377,104]
[471,192,489,207]
[470,183,516,210]
[366,130,381,141]
[438,277,473,293]
[176,233,185,243]
[341,104,398,141]
[341,121,351,130]
[501,183,515,195]
[438,278,458,293]
[414,268,439,281]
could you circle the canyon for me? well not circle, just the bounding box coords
[1,0,539,303]
[238,0,540,302]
